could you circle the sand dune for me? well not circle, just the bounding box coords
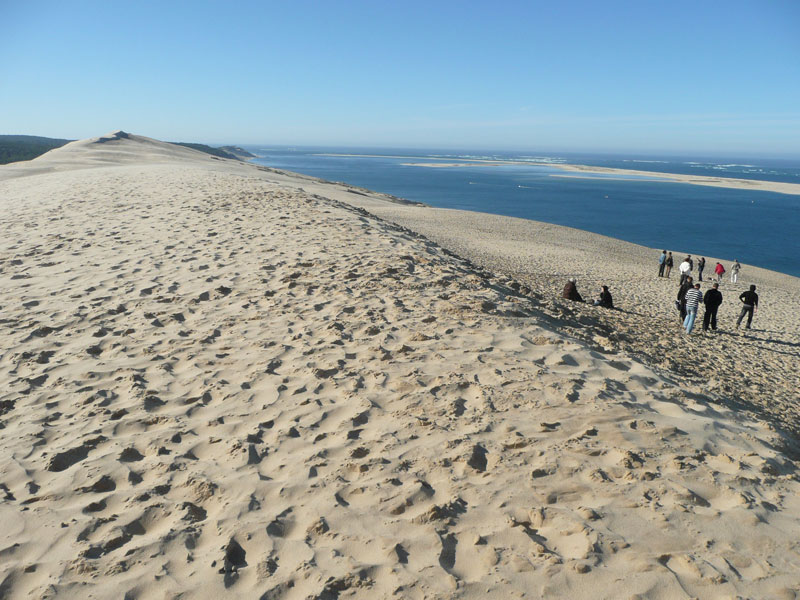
[327,200,800,441]
[0,131,234,180]
[1,133,799,599]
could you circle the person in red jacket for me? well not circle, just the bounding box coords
[714,262,726,283]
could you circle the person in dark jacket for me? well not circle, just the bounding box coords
[593,285,613,308]
[702,282,722,331]
[665,252,674,278]
[697,257,706,281]
[562,278,583,302]
[677,276,693,322]
[736,284,759,329]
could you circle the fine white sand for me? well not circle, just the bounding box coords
[2,132,799,599]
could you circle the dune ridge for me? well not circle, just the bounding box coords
[1,133,799,599]
[0,131,237,180]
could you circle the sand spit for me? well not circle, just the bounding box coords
[321,154,800,196]
[320,153,800,195]
[1,134,800,599]
[403,161,800,195]
[553,164,800,196]
[320,153,800,196]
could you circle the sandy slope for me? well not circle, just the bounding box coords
[1,133,799,599]
[323,199,800,441]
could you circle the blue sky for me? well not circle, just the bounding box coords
[2,0,799,156]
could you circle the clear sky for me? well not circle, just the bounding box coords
[2,0,799,156]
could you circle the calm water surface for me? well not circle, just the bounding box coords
[247,147,800,278]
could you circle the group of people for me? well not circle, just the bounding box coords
[677,276,759,334]
[658,250,741,284]
[561,258,760,335]
[562,278,613,308]
[659,250,755,333]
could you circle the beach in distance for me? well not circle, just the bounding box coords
[323,153,800,195]
[2,132,800,599]
[407,160,800,195]
[250,148,800,278]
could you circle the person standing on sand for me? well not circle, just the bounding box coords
[730,259,741,283]
[687,255,694,271]
[677,276,693,322]
[658,250,667,277]
[683,283,703,334]
[714,261,725,282]
[562,278,583,302]
[736,284,759,329]
[702,282,722,331]
[665,252,674,278]
[679,257,692,285]
[697,257,706,281]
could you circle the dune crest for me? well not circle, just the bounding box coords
[0,130,232,180]
[1,134,799,599]
[93,130,131,143]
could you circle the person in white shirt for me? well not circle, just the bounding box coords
[679,258,692,285]
[730,260,741,283]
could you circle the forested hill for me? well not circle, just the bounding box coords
[219,145,256,159]
[172,142,240,160]
[0,135,72,164]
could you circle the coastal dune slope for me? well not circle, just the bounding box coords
[327,195,800,440]
[0,130,235,179]
[1,134,799,599]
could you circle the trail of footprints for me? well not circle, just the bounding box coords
[0,165,799,598]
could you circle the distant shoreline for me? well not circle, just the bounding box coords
[317,153,800,196]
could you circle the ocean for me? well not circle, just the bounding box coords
[246,148,800,278]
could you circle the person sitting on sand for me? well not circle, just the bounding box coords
[593,285,613,308]
[562,278,583,302]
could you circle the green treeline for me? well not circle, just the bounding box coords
[172,142,240,160]
[0,135,72,164]
[220,145,256,159]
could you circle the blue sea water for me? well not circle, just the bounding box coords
[246,147,800,278]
